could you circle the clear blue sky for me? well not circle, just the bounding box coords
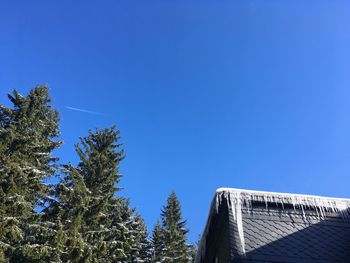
[1,0,350,242]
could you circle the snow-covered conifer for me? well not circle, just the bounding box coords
[150,222,165,263]
[151,192,192,263]
[125,213,151,263]
[0,87,61,262]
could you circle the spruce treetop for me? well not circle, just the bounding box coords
[76,126,124,197]
[161,192,188,236]
[156,192,191,263]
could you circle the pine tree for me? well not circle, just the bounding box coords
[189,244,197,263]
[49,126,149,262]
[150,222,164,263]
[153,192,191,263]
[0,87,61,262]
[76,127,128,262]
[40,127,126,263]
[125,213,150,263]
[50,164,92,262]
[41,126,150,263]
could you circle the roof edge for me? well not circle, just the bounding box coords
[196,188,350,263]
[216,187,350,202]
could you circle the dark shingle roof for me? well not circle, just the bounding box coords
[196,188,350,263]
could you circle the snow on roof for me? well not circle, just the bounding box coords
[216,187,350,202]
[215,187,350,212]
[196,188,350,262]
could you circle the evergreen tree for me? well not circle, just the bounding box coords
[152,192,191,263]
[125,213,150,263]
[0,87,61,262]
[150,222,164,263]
[189,244,197,263]
[0,87,164,262]
[49,164,92,262]
[45,126,149,263]
[76,127,127,262]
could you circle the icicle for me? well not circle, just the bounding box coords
[300,204,306,220]
[195,188,350,263]
[222,190,246,255]
[216,188,350,255]
[235,196,245,254]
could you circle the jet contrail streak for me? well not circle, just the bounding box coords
[65,106,103,115]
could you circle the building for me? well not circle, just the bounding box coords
[195,188,350,263]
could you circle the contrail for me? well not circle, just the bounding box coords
[65,106,103,115]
